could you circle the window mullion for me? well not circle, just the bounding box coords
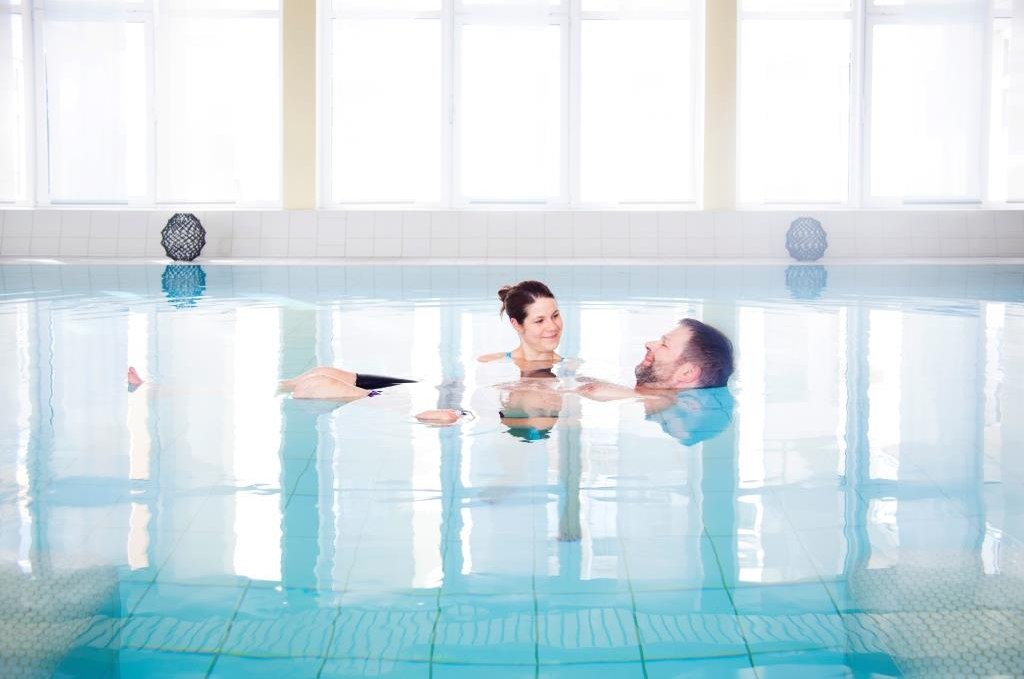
[443,0,454,208]
[568,0,579,207]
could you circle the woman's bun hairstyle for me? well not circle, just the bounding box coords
[497,280,555,324]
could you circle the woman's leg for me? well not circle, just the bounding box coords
[280,367,358,391]
[291,374,368,400]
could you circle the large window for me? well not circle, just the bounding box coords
[322,0,704,207]
[0,1,28,204]
[5,0,280,206]
[738,0,1021,207]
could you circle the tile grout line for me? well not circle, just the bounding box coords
[204,578,253,678]
[617,530,649,679]
[703,528,758,674]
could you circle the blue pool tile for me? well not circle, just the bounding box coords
[752,650,902,678]
[117,583,247,653]
[645,656,758,679]
[536,593,642,664]
[710,535,822,587]
[209,654,322,677]
[633,589,746,661]
[537,661,645,678]
[730,582,838,616]
[112,649,215,678]
[220,586,337,658]
[623,536,727,592]
[737,609,847,656]
[433,663,537,678]
[51,646,118,679]
[320,658,431,678]
[433,593,536,665]
[326,591,437,661]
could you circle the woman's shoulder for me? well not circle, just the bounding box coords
[477,351,511,363]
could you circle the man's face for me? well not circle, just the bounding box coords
[635,324,693,388]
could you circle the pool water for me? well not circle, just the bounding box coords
[1,263,1022,678]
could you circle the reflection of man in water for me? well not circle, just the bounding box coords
[577,318,735,445]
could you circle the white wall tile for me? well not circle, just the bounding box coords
[516,240,545,258]
[938,212,969,239]
[431,212,458,238]
[402,238,430,257]
[373,238,402,257]
[59,238,89,256]
[967,212,996,238]
[346,238,373,257]
[430,239,459,257]
[2,237,31,255]
[687,213,714,239]
[402,212,431,238]
[374,212,402,239]
[261,238,290,257]
[86,239,117,256]
[345,211,374,239]
[574,238,602,258]
[629,212,658,239]
[317,244,346,258]
[289,211,317,239]
[600,212,628,239]
[997,238,1024,256]
[118,212,148,238]
[629,239,659,257]
[939,239,970,257]
[908,213,939,240]
[516,212,545,238]
[572,212,601,239]
[233,211,261,236]
[116,239,147,256]
[487,212,515,239]
[261,211,289,239]
[317,215,346,245]
[713,212,741,240]
[601,238,628,257]
[289,239,316,257]
[545,239,573,258]
[233,239,260,257]
[60,211,92,237]
[458,238,486,257]
[715,238,743,257]
[544,212,572,238]
[487,239,516,257]
[659,237,686,257]
[968,238,998,257]
[89,213,119,238]
[658,212,685,238]
[34,211,61,237]
[994,212,1024,238]
[3,211,32,237]
[687,238,715,257]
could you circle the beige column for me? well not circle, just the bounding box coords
[283,0,317,209]
[703,0,738,210]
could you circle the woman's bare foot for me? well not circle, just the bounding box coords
[280,367,358,392]
[127,367,144,392]
[292,375,368,400]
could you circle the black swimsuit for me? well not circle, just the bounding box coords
[354,374,417,390]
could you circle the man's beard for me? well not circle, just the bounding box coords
[635,362,659,386]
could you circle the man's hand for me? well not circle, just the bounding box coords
[574,380,638,401]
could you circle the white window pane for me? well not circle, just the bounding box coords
[459,24,562,201]
[581,20,695,204]
[869,21,985,200]
[990,18,1011,202]
[157,18,281,204]
[45,20,148,202]
[332,19,441,203]
[461,0,561,7]
[739,19,850,204]
[333,0,439,11]
[742,0,849,10]
[0,15,26,202]
[583,0,691,10]
[164,0,279,10]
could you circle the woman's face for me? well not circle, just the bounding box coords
[512,296,562,353]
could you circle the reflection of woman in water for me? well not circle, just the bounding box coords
[497,370,564,442]
[479,280,563,367]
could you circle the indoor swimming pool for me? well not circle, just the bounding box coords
[1,262,1022,678]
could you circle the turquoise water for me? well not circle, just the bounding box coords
[1,263,1022,678]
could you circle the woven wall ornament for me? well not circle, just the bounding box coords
[161,264,206,308]
[786,217,828,261]
[161,213,206,261]
[786,264,828,300]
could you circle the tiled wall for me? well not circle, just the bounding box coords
[1,209,1023,260]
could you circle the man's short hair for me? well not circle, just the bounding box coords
[679,318,734,388]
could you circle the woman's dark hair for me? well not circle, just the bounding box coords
[498,280,556,324]
[679,318,735,388]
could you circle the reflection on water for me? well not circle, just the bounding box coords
[1,264,1023,677]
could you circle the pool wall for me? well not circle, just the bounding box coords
[1,209,1023,260]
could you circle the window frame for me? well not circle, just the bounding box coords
[0,1,34,206]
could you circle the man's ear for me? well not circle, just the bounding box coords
[672,361,702,389]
